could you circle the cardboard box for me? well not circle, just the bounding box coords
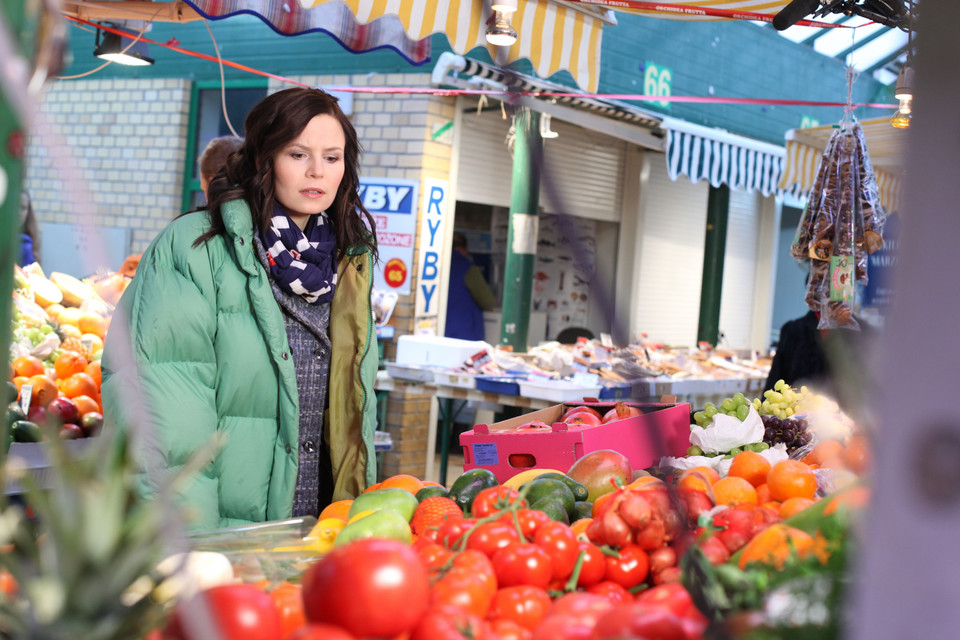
[459,401,692,483]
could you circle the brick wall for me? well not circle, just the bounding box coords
[24,78,191,255]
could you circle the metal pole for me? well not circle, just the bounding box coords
[696,184,730,346]
[500,107,542,351]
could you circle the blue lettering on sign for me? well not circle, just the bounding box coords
[472,442,499,466]
[420,283,436,312]
[422,251,439,280]
[427,185,445,216]
[427,218,442,245]
[358,184,413,214]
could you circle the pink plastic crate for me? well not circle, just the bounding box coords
[459,401,692,483]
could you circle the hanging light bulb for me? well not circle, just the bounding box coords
[486,11,518,47]
[891,64,913,129]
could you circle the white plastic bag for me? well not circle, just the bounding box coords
[689,406,765,454]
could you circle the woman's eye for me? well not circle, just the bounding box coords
[290,152,306,160]
[325,155,342,163]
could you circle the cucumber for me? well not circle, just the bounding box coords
[447,468,499,515]
[536,472,589,502]
[523,477,576,520]
[415,486,449,502]
[572,501,594,522]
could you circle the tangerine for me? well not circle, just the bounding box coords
[823,486,871,516]
[810,440,843,465]
[12,376,28,393]
[727,451,773,488]
[379,474,425,495]
[363,482,382,494]
[712,476,758,507]
[842,435,871,475]
[626,476,666,490]
[85,361,102,387]
[755,483,772,503]
[72,394,101,416]
[738,524,815,570]
[570,517,593,542]
[318,499,354,522]
[677,467,718,493]
[766,460,818,502]
[778,497,816,519]
[26,374,58,407]
[12,355,45,378]
[60,372,99,399]
[54,351,88,380]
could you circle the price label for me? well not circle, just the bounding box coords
[644,62,673,109]
[20,384,32,414]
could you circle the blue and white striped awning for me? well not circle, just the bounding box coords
[662,117,789,198]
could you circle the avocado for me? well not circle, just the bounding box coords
[531,497,570,524]
[447,468,499,515]
[522,477,576,520]
[11,420,42,443]
[536,472,589,502]
[415,485,449,502]
[572,501,594,522]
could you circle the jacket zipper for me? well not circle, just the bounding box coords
[358,250,375,419]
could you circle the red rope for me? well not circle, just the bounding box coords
[561,0,849,28]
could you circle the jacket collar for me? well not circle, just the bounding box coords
[221,199,260,276]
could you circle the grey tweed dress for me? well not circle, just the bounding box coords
[254,236,334,517]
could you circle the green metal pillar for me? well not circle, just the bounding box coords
[696,185,730,347]
[0,1,31,490]
[500,108,542,351]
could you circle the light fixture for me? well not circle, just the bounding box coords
[491,0,519,12]
[890,64,913,129]
[486,11,518,47]
[539,113,558,139]
[94,24,154,66]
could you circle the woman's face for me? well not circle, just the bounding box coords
[273,114,347,230]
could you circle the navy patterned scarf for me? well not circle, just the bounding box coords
[259,204,337,304]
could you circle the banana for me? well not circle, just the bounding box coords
[503,468,565,490]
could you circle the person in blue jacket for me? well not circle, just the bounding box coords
[445,232,496,341]
[17,191,39,267]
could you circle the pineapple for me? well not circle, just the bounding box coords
[0,429,218,639]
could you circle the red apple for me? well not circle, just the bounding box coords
[601,403,643,424]
[80,412,103,437]
[47,397,81,426]
[27,404,47,426]
[59,423,84,440]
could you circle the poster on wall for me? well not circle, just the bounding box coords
[360,177,418,296]
[414,178,450,335]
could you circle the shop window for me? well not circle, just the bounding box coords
[182,82,267,212]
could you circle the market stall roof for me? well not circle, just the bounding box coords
[778,117,906,213]
[62,0,612,93]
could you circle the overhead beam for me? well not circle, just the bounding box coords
[62,1,203,24]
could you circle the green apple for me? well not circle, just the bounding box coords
[348,488,418,522]
[334,510,412,547]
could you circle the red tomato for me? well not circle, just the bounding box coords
[547,592,615,626]
[270,582,306,638]
[437,518,477,549]
[411,605,492,640]
[472,486,526,517]
[466,520,521,557]
[699,535,732,565]
[492,543,553,589]
[488,586,552,631]
[417,541,454,570]
[653,566,683,585]
[499,508,550,540]
[592,603,688,640]
[301,539,429,638]
[587,581,634,606]
[285,624,357,640]
[533,521,579,581]
[488,617,533,640]
[165,584,283,640]
[635,584,702,621]
[431,551,498,618]
[530,615,594,640]
[603,545,650,590]
[574,541,606,587]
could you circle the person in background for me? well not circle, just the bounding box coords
[444,231,496,341]
[17,191,40,267]
[102,88,379,530]
[198,135,243,200]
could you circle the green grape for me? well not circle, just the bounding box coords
[40,324,54,335]
[754,441,769,451]
[733,393,747,406]
[728,446,742,455]
[693,411,707,425]
[735,404,750,421]
[720,398,735,412]
[704,406,718,419]
[687,445,704,456]
[774,379,786,392]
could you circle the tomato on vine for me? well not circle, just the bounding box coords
[533,521,579,581]
[492,542,553,589]
[602,544,650,590]
[465,520,521,557]
[488,586,553,631]
[573,541,607,588]
[499,508,550,540]
[472,485,526,517]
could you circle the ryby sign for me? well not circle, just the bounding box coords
[415,178,449,326]
[360,177,418,295]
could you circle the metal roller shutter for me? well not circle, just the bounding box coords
[718,189,762,350]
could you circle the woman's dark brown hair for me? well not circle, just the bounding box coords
[195,87,377,261]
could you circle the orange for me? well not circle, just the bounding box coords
[810,440,843,465]
[728,451,773,488]
[626,476,666,490]
[12,355,45,378]
[570,517,593,542]
[712,476,758,507]
[778,497,816,519]
[755,483,772,503]
[421,480,445,488]
[379,474,425,495]
[766,460,818,502]
[842,435,871,475]
[677,466,719,493]
[26,374,58,407]
[78,312,108,339]
[71,395,101,416]
[738,524,815,570]
[592,490,619,518]
[58,307,82,327]
[60,372,99,399]
[85,361,102,387]
[823,486,870,516]
[54,351,88,380]
[318,499,354,522]
[363,482,382,494]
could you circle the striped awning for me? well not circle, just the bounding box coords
[184,0,606,92]
[662,117,786,197]
[779,117,906,213]
[569,0,826,25]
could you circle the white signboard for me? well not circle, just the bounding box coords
[360,177,418,296]
[414,178,450,331]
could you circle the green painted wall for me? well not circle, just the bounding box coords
[61,12,894,146]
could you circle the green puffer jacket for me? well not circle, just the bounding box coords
[102,199,378,530]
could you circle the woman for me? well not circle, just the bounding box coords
[102,88,379,530]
